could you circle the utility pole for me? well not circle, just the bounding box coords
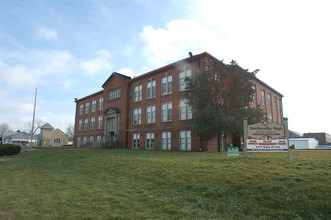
[30,88,37,146]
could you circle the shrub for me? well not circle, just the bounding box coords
[101,140,122,149]
[0,144,21,156]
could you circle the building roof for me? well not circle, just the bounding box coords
[102,72,131,88]
[289,130,302,138]
[41,123,54,130]
[131,52,217,82]
[75,51,283,101]
[75,90,103,102]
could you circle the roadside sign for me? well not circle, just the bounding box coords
[247,139,288,152]
[227,146,239,156]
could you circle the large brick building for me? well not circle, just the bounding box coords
[74,52,284,151]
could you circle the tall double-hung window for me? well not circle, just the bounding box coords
[179,99,192,120]
[146,80,156,99]
[98,97,104,111]
[179,69,191,91]
[90,117,96,130]
[161,132,171,150]
[161,75,172,95]
[133,108,142,125]
[91,100,96,112]
[132,133,140,149]
[85,102,90,114]
[84,119,89,130]
[146,105,156,124]
[146,133,154,149]
[97,116,103,129]
[261,90,266,106]
[180,131,191,151]
[78,120,83,131]
[79,104,84,115]
[134,85,142,102]
[161,102,172,122]
[252,85,257,101]
[267,93,272,108]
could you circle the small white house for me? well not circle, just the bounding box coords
[289,138,319,149]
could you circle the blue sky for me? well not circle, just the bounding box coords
[0,0,330,135]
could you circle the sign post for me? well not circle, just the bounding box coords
[243,117,248,159]
[283,117,290,158]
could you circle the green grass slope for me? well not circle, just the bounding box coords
[1,148,330,219]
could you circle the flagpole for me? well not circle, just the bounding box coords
[30,88,37,146]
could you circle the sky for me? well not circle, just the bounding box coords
[0,0,330,135]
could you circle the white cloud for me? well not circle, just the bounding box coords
[117,67,135,78]
[138,0,331,133]
[140,19,222,68]
[37,26,58,39]
[0,49,74,90]
[80,50,112,76]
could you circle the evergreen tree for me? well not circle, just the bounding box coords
[186,60,264,151]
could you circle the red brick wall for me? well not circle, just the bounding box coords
[74,53,284,151]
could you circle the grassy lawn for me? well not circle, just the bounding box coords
[0,148,330,219]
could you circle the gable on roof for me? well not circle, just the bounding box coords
[41,123,54,130]
[102,72,131,88]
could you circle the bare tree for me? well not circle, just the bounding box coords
[0,123,12,132]
[25,118,44,134]
[66,123,74,141]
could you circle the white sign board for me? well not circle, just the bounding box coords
[247,139,288,152]
[248,122,284,139]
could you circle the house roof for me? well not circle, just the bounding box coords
[289,130,302,138]
[5,131,38,140]
[41,123,54,130]
[102,72,131,88]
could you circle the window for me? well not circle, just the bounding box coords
[267,113,273,122]
[97,116,103,129]
[161,75,172,95]
[109,117,116,131]
[77,137,81,146]
[179,99,192,120]
[180,131,191,151]
[85,102,90,114]
[179,69,191,91]
[96,135,102,142]
[261,90,265,106]
[133,108,142,125]
[84,119,89,130]
[161,132,171,150]
[134,85,142,102]
[78,120,83,131]
[132,133,140,149]
[267,93,272,108]
[252,85,257,101]
[91,100,96,112]
[79,104,84,115]
[161,102,172,122]
[146,80,156,99]
[91,117,96,130]
[83,136,87,144]
[89,136,94,142]
[277,98,281,110]
[146,105,156,124]
[146,133,154,149]
[98,97,104,111]
[109,88,121,100]
[54,138,60,144]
